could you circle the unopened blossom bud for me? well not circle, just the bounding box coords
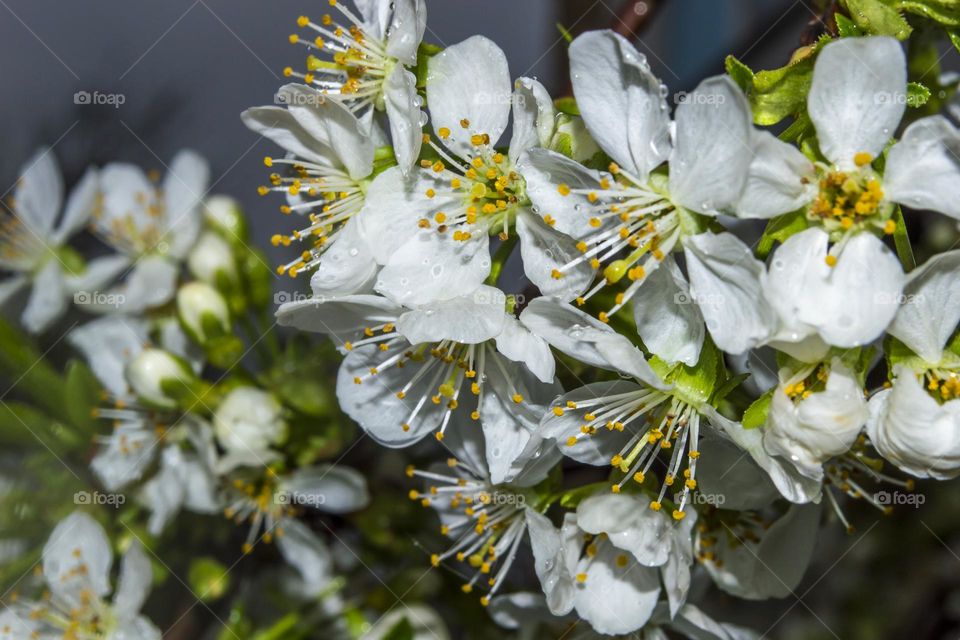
[550,114,601,162]
[126,349,196,409]
[202,195,248,242]
[213,387,287,454]
[177,282,231,345]
[187,231,238,289]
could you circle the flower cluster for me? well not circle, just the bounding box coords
[247,1,960,635]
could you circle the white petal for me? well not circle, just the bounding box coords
[22,260,66,334]
[427,36,512,158]
[706,406,822,504]
[98,163,154,240]
[573,539,660,635]
[162,150,209,259]
[706,503,820,600]
[737,130,816,219]
[53,168,100,244]
[396,285,506,344]
[114,540,152,617]
[539,380,640,465]
[16,147,63,236]
[110,616,162,640]
[240,106,334,166]
[384,66,424,174]
[336,341,443,446]
[761,227,826,343]
[519,299,667,389]
[633,255,705,366]
[43,512,112,606]
[275,518,333,596]
[91,423,158,491]
[867,369,960,479]
[276,294,401,347]
[577,492,672,566]
[526,509,576,616]
[764,362,867,480]
[488,592,557,630]
[65,254,130,294]
[886,115,960,219]
[570,30,670,180]
[280,465,370,513]
[515,209,593,302]
[495,314,555,383]
[69,316,148,396]
[695,435,779,511]
[276,84,374,180]
[684,232,775,355]
[799,231,904,347]
[308,217,379,297]
[669,76,753,214]
[481,357,561,484]
[0,610,39,639]
[376,232,490,306]
[807,36,906,168]
[384,0,426,65]
[357,167,458,264]
[516,148,606,239]
[888,249,960,362]
[97,256,179,314]
[509,77,556,163]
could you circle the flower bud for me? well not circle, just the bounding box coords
[550,114,601,162]
[202,195,248,242]
[125,349,197,409]
[187,231,238,289]
[213,387,288,453]
[177,282,231,345]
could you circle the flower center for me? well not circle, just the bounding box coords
[350,333,530,441]
[552,163,681,322]
[223,472,293,553]
[261,156,366,278]
[809,153,894,235]
[924,369,960,403]
[418,122,524,241]
[0,201,48,271]
[407,458,528,606]
[287,6,392,114]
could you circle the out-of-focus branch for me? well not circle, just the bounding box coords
[800,0,839,45]
[611,0,664,40]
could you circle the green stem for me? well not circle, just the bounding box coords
[484,234,518,286]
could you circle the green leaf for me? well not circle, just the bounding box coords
[711,373,750,405]
[725,50,817,126]
[0,402,60,447]
[842,0,913,38]
[188,557,229,602]
[835,12,865,36]
[64,360,102,433]
[907,82,931,107]
[742,389,775,429]
[554,96,580,116]
[891,207,916,271]
[756,210,809,259]
[949,28,960,52]
[0,317,68,421]
[556,22,574,44]
[896,0,960,27]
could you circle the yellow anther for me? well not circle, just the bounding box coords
[825,254,838,267]
[854,152,873,167]
[558,183,571,196]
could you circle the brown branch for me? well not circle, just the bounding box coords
[611,0,664,40]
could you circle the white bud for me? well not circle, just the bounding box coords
[177,282,231,344]
[202,195,247,239]
[213,387,288,454]
[551,114,601,162]
[126,349,195,409]
[187,231,237,286]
